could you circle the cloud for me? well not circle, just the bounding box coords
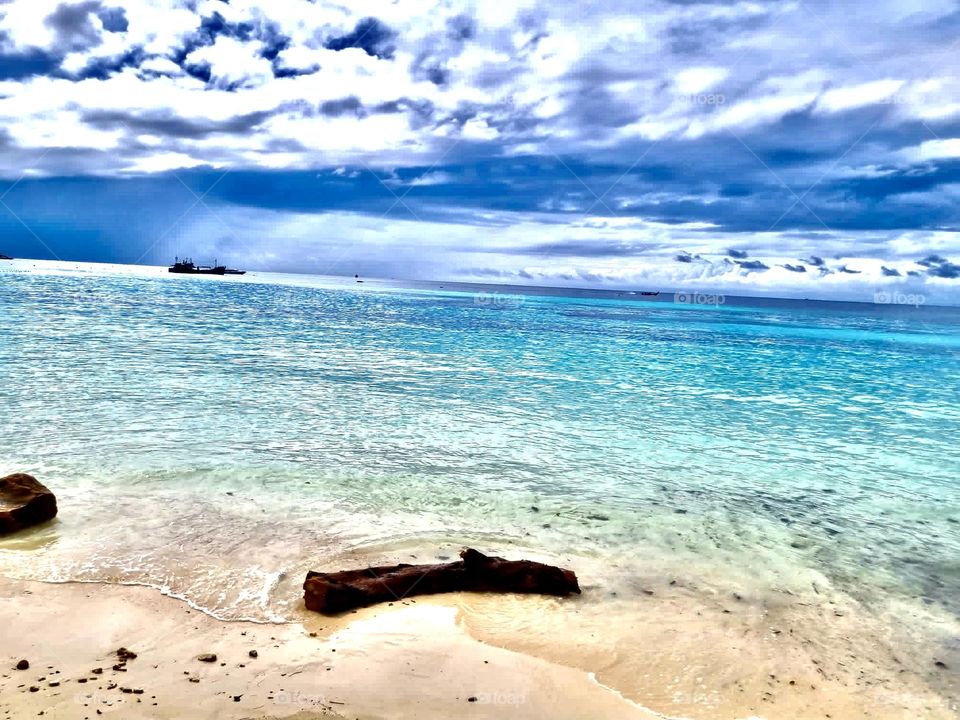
[881,266,901,277]
[928,261,960,278]
[45,1,104,52]
[0,0,959,300]
[324,18,396,60]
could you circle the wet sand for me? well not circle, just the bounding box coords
[0,577,657,720]
[2,573,958,720]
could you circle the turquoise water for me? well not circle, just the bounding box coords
[1,261,959,629]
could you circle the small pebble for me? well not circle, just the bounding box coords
[248,650,258,658]
[15,660,29,671]
[197,654,217,663]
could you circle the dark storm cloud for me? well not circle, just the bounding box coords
[881,266,901,277]
[522,239,652,257]
[324,18,396,59]
[929,262,960,279]
[917,254,948,267]
[96,7,128,33]
[0,48,60,81]
[805,256,825,266]
[837,265,861,274]
[728,249,748,259]
[447,14,476,41]
[45,1,103,51]
[320,96,365,118]
[81,108,280,138]
[72,47,145,80]
[782,264,807,273]
[737,260,769,271]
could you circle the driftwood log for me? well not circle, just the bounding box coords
[303,548,581,614]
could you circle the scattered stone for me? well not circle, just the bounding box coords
[121,688,133,694]
[248,650,258,659]
[233,695,242,702]
[133,689,143,695]
[115,648,137,661]
[467,696,478,702]
[197,654,217,663]
[29,686,39,693]
[15,660,29,671]
[0,474,58,535]
[91,668,102,675]
[77,678,87,684]
[48,681,59,687]
[188,677,200,683]
[935,660,948,669]
[112,664,126,672]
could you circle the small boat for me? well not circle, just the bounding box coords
[639,291,660,297]
[168,257,226,275]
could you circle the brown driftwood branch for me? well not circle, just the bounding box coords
[303,548,581,614]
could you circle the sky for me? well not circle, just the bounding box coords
[1,0,960,302]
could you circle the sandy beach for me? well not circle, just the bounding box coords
[2,573,957,720]
[0,577,657,720]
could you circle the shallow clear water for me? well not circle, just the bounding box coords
[1,261,959,626]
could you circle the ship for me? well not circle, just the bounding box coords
[639,291,660,296]
[168,257,227,275]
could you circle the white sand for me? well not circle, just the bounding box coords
[0,577,657,720]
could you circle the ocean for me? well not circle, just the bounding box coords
[1,260,959,707]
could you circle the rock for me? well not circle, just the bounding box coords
[304,548,581,615]
[0,474,57,535]
[115,648,137,661]
[248,650,258,658]
[29,686,39,693]
[197,654,217,663]
[15,659,29,671]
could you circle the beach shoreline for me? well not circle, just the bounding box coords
[0,576,659,720]
[2,573,957,720]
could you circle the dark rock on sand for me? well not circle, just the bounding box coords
[15,660,29,671]
[197,654,217,663]
[248,650,258,658]
[304,547,581,615]
[115,648,137,661]
[0,474,57,535]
